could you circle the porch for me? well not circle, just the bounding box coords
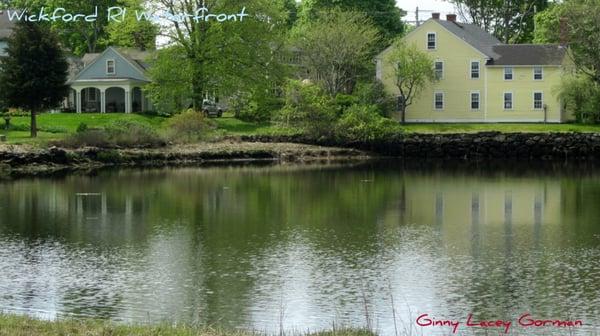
[67,80,152,113]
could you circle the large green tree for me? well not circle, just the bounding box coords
[533,3,565,44]
[155,0,288,110]
[0,21,69,137]
[291,9,380,96]
[562,0,600,82]
[297,0,404,47]
[448,0,549,43]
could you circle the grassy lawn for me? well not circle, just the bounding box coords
[0,314,373,336]
[402,123,600,134]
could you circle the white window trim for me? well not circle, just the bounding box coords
[504,67,513,81]
[503,92,514,110]
[533,67,543,81]
[106,59,116,75]
[434,91,444,111]
[533,91,544,110]
[427,32,437,50]
[470,60,480,80]
[470,91,481,111]
[434,60,444,80]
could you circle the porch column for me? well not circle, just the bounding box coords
[76,89,82,114]
[100,89,106,114]
[141,91,146,112]
[125,89,131,113]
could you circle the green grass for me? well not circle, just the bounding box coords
[402,123,600,134]
[0,314,374,336]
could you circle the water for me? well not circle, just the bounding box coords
[0,161,599,335]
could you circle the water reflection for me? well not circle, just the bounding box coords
[0,162,599,335]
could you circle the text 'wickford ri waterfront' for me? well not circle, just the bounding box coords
[416,313,584,334]
[4,6,249,23]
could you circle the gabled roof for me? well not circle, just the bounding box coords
[435,20,501,59]
[0,10,16,40]
[70,46,152,83]
[489,44,567,66]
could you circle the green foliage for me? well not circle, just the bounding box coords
[448,0,548,43]
[76,122,89,133]
[103,0,159,51]
[166,109,216,142]
[558,74,600,124]
[60,120,165,148]
[533,3,565,44]
[335,104,401,143]
[353,81,396,117]
[145,46,194,115]
[384,42,436,123]
[563,0,600,83]
[297,0,405,46]
[291,9,380,96]
[276,80,337,139]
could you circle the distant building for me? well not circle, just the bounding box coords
[377,13,572,123]
[0,10,15,57]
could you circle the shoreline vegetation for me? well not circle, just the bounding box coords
[4,113,600,178]
[0,314,374,336]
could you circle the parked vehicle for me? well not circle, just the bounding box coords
[202,99,223,118]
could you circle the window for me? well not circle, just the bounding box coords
[427,33,436,50]
[471,91,480,110]
[533,91,544,109]
[534,67,543,80]
[106,59,115,75]
[504,67,513,80]
[470,61,480,79]
[504,92,513,110]
[434,61,444,80]
[434,92,444,110]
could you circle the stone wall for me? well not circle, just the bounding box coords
[241,132,600,159]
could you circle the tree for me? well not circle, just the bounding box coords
[384,43,436,124]
[297,0,404,46]
[155,0,288,110]
[533,3,565,44]
[0,21,69,137]
[8,0,122,55]
[449,0,549,43]
[291,9,380,96]
[145,45,194,114]
[562,0,600,83]
[104,0,159,50]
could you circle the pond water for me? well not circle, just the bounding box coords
[0,161,599,335]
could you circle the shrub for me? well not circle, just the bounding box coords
[76,122,88,133]
[558,74,600,124]
[353,80,396,117]
[276,80,337,139]
[58,120,164,148]
[335,104,402,143]
[166,109,216,142]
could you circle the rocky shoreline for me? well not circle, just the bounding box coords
[0,141,371,178]
[4,132,600,178]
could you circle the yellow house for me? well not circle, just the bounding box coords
[376,13,571,123]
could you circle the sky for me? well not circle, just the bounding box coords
[396,0,456,24]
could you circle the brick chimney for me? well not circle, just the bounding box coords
[432,13,440,20]
[559,17,569,46]
[446,14,457,22]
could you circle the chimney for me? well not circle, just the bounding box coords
[559,17,569,46]
[432,13,440,20]
[446,14,457,22]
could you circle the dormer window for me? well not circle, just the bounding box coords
[106,59,115,75]
[427,33,437,50]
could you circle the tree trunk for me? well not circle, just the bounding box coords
[191,61,205,111]
[30,109,37,138]
[400,107,406,125]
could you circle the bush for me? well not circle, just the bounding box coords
[76,122,88,133]
[166,109,216,142]
[335,104,402,143]
[59,120,165,148]
[558,74,600,123]
[353,80,396,117]
[276,80,338,140]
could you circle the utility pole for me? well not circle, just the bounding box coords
[416,7,420,26]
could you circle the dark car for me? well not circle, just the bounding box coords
[202,99,223,118]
